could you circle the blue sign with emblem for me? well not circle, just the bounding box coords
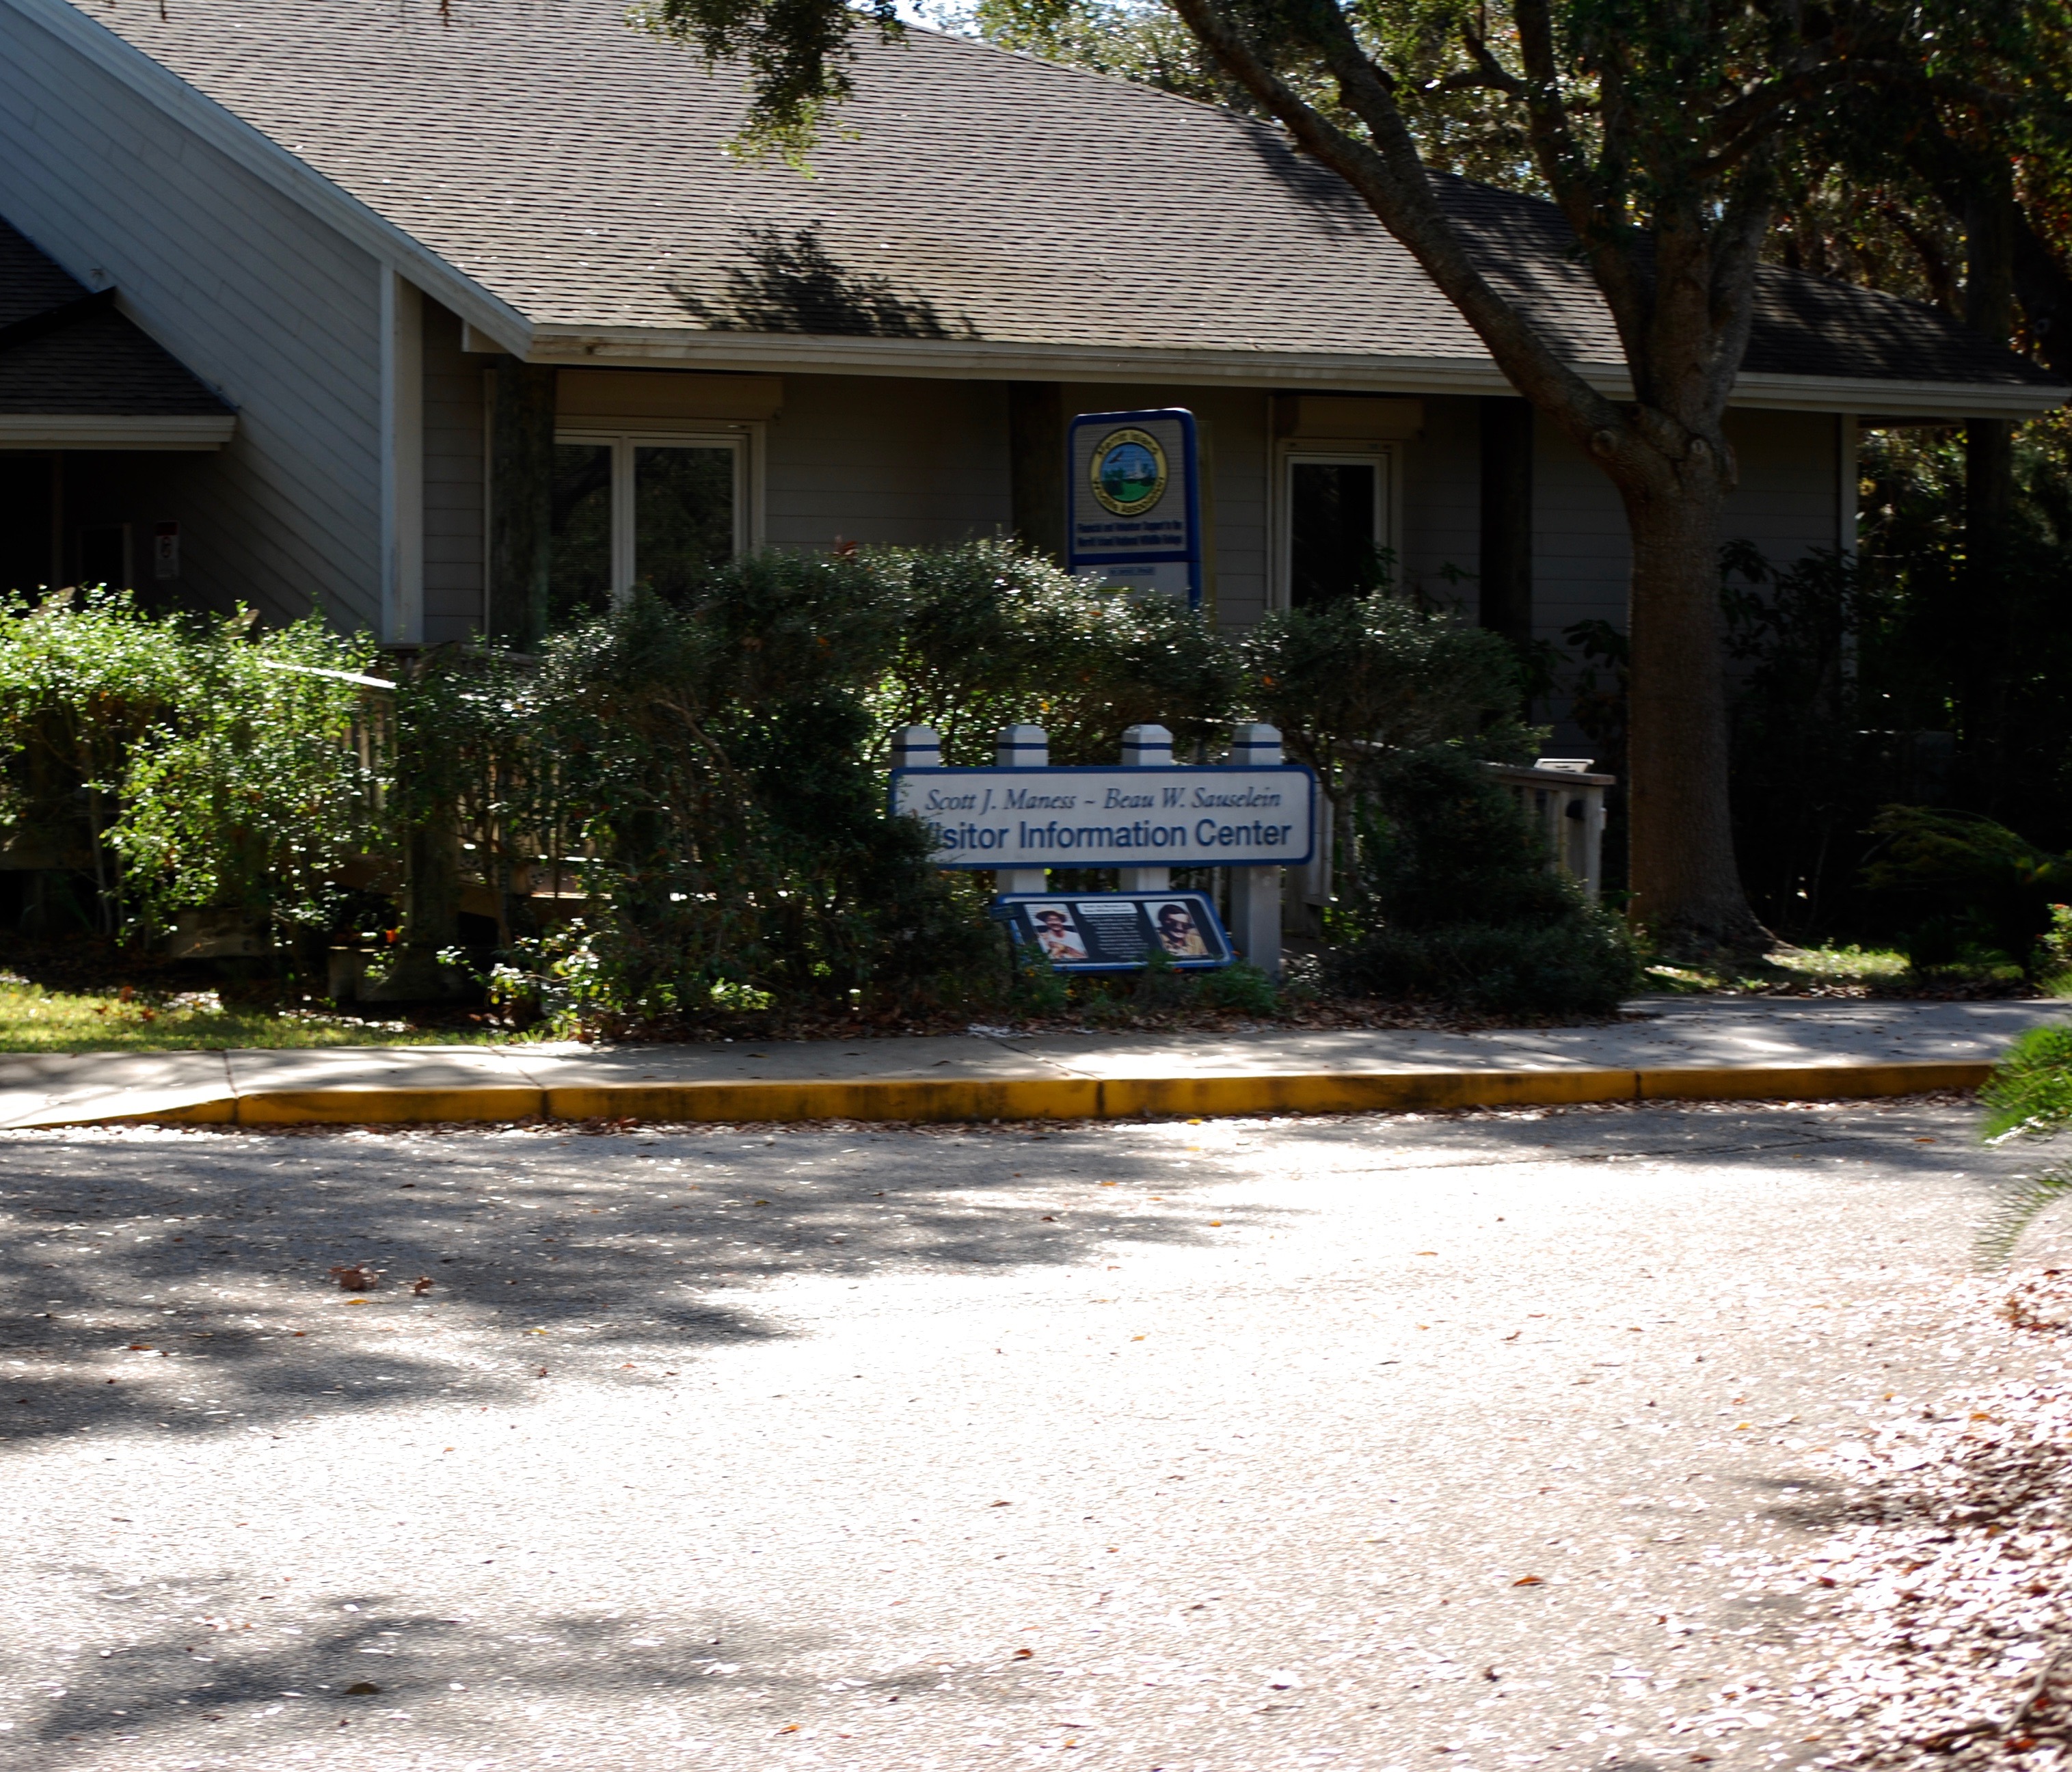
[1067,407,1202,608]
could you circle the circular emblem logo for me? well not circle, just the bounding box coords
[1090,428,1168,517]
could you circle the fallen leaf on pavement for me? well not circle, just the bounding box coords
[329,1264,380,1291]
[1512,1575,1544,1587]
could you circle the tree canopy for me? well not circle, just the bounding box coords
[636,0,2067,956]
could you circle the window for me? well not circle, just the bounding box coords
[1274,443,1397,609]
[548,431,751,628]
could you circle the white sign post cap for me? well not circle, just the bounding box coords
[995,724,1049,766]
[892,725,943,767]
[1230,723,1282,764]
[1121,723,1174,766]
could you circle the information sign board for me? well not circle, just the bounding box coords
[890,764,1315,870]
[997,891,1233,972]
[1067,407,1202,606]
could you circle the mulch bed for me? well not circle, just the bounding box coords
[1699,1272,2072,1771]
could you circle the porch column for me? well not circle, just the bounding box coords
[379,269,425,645]
[488,355,556,651]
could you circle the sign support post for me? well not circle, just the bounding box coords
[1118,723,1173,891]
[994,723,1049,896]
[1228,722,1284,980]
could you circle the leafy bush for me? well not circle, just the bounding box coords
[878,538,1241,762]
[1976,1023,2072,1264]
[1241,589,1533,803]
[0,588,381,942]
[1860,806,2072,975]
[466,560,999,1034]
[1326,747,1640,1015]
[0,548,1618,1032]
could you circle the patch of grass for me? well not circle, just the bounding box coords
[1641,963,1719,993]
[0,976,515,1052]
[1766,944,1911,983]
[1640,942,2032,999]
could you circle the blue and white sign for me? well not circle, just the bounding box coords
[891,764,1315,870]
[1067,407,1202,608]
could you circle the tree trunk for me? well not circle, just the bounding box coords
[1620,465,1766,958]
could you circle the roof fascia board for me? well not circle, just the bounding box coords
[0,414,237,447]
[518,326,2068,417]
[5,0,535,355]
[1726,371,2064,420]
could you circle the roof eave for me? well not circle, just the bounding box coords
[506,323,2069,418]
[0,412,237,448]
[1728,370,2066,421]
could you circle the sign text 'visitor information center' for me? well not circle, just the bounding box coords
[889,764,1317,870]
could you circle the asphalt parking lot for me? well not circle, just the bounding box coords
[0,1097,2054,1771]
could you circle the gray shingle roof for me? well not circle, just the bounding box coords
[53,0,2065,398]
[0,217,232,416]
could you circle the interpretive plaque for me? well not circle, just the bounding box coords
[997,891,1233,972]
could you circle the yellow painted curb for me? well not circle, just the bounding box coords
[36,1058,1990,1129]
[235,1087,548,1125]
[1637,1061,1992,1101]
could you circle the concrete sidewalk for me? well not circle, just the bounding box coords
[0,996,2060,1129]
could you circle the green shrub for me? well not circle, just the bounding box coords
[1976,1023,2072,1264]
[0,588,381,943]
[878,537,1241,762]
[1326,747,1640,1015]
[466,564,1002,1034]
[1241,591,1535,801]
[1861,806,2072,973]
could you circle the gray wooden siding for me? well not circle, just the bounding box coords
[1398,396,1482,615]
[764,375,1011,552]
[422,299,487,645]
[1533,406,1842,643]
[0,3,384,631]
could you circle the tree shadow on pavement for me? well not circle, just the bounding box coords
[24,1598,857,1762]
[0,1120,1276,1449]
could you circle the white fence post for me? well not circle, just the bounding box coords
[1228,721,1284,979]
[995,723,1049,895]
[1118,723,1173,891]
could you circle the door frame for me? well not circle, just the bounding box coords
[1268,438,1400,611]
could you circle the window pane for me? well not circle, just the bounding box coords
[550,442,613,630]
[634,445,736,604]
[1289,461,1380,607]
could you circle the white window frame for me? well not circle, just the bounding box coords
[1269,439,1401,612]
[552,424,763,604]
